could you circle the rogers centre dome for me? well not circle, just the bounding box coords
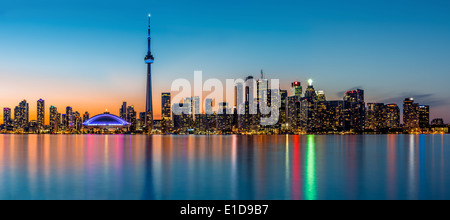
[83,113,130,128]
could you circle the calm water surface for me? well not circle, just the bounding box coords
[0,134,449,200]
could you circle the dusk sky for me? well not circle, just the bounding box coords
[1,0,450,123]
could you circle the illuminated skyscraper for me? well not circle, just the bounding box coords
[300,80,318,132]
[366,103,386,131]
[119,102,127,121]
[61,114,67,131]
[144,14,155,128]
[419,105,430,128]
[286,96,300,131]
[3,108,11,126]
[257,72,268,105]
[83,112,90,122]
[66,107,73,128]
[37,99,45,130]
[217,102,232,132]
[317,91,326,102]
[327,100,345,131]
[343,89,365,131]
[127,105,137,131]
[161,93,171,120]
[403,98,419,129]
[49,106,58,131]
[279,90,288,126]
[291,81,302,99]
[303,79,318,101]
[385,103,400,128]
[14,100,29,129]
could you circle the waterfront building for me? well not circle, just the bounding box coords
[403,98,419,129]
[37,99,45,130]
[419,105,430,128]
[385,103,400,128]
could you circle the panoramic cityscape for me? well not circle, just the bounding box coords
[1,84,447,135]
[2,0,450,202]
[0,15,447,135]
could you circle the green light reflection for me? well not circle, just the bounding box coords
[305,135,317,200]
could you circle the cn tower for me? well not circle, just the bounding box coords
[144,14,154,128]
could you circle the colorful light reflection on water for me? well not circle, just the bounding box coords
[0,134,450,200]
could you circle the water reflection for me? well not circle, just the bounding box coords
[0,134,450,200]
[304,135,317,200]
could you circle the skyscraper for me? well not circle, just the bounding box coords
[291,81,302,99]
[317,91,326,102]
[161,93,171,120]
[419,105,430,128]
[205,98,214,115]
[343,89,365,131]
[83,112,90,122]
[366,103,386,131]
[403,98,419,129]
[235,82,245,114]
[14,100,29,129]
[66,106,73,128]
[120,102,127,121]
[3,108,11,126]
[385,103,400,128]
[127,105,137,131]
[144,14,155,128]
[49,106,58,131]
[37,99,45,130]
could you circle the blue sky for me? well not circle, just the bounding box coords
[1,0,450,121]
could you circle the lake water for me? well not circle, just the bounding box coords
[0,134,449,200]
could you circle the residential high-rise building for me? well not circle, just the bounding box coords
[385,103,400,128]
[74,111,82,130]
[3,108,11,126]
[291,81,302,99]
[66,106,73,128]
[37,99,45,129]
[366,103,386,131]
[49,106,58,131]
[120,102,127,121]
[61,114,67,131]
[14,100,29,129]
[161,93,171,120]
[403,98,419,129]
[418,105,430,128]
[127,105,137,131]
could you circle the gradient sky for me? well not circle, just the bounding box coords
[1,0,450,123]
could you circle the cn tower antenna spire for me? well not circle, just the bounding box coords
[144,13,155,129]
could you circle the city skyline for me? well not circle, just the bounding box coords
[2,0,450,123]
